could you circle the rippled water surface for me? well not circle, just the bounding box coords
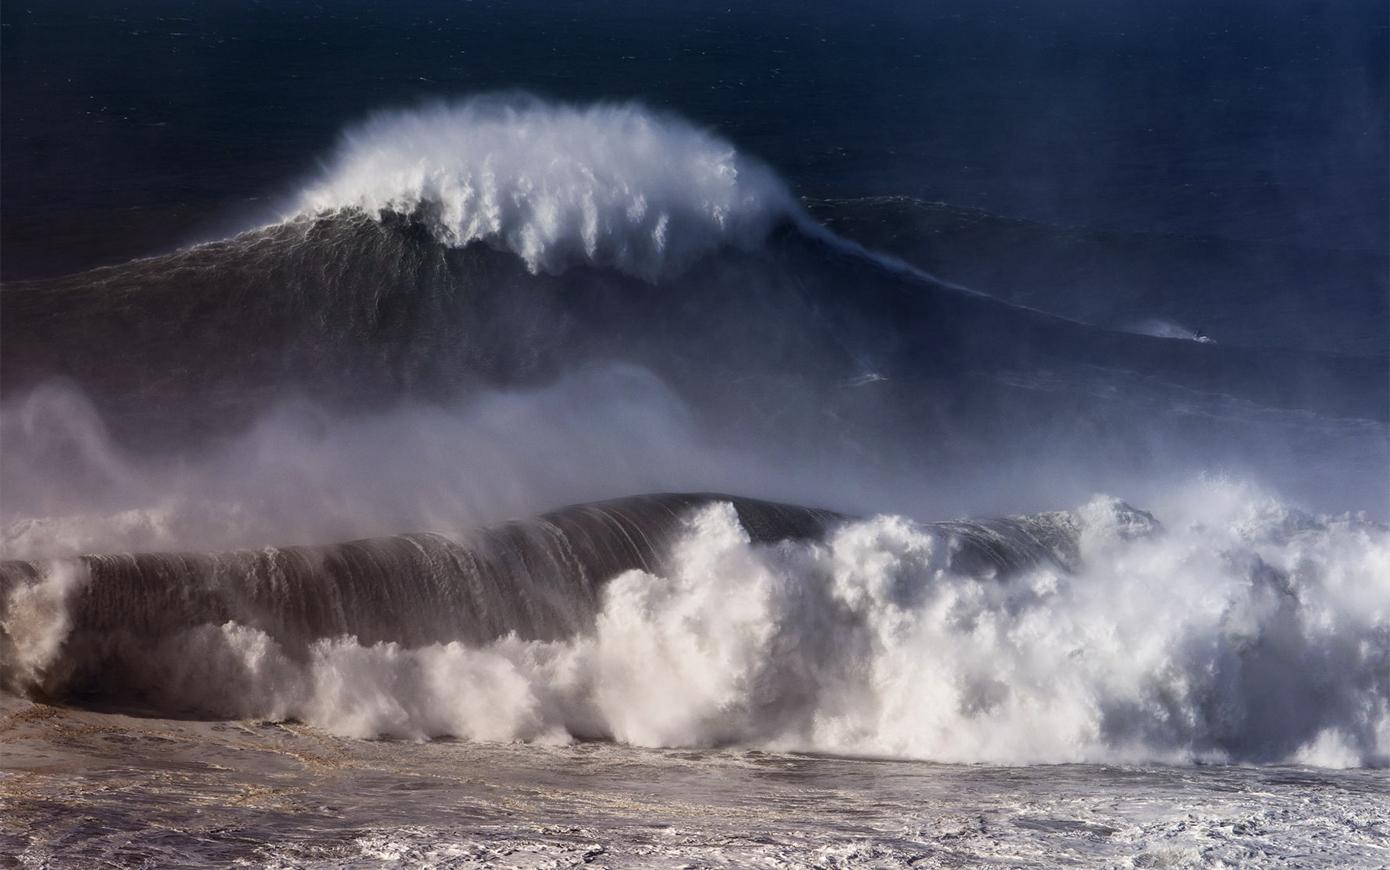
[4,699,1387,868]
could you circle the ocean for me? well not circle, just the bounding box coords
[2,1,1388,867]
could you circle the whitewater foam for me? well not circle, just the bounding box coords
[8,479,1385,766]
[293,95,800,280]
[0,560,88,695]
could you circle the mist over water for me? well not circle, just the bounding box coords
[1,368,733,558]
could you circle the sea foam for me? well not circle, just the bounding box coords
[294,95,800,280]
[9,478,1385,767]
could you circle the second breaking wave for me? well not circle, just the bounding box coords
[4,479,1386,768]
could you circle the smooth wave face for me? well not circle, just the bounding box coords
[3,485,1385,767]
[295,96,798,280]
[809,196,1390,357]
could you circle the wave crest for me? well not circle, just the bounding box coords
[293,95,799,279]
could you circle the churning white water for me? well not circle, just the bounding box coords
[294,95,800,280]
[11,477,1384,768]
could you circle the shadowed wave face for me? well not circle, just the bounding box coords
[4,190,1385,520]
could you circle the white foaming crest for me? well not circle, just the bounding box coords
[0,561,89,696]
[40,477,1385,767]
[294,95,800,280]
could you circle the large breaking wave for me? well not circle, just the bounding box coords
[3,483,1386,767]
[293,96,799,280]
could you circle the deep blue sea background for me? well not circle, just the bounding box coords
[3,0,1386,280]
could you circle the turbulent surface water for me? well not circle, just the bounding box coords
[5,699,1389,869]
[2,72,1387,869]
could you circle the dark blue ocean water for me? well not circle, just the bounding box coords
[3,0,1386,279]
[2,9,1390,865]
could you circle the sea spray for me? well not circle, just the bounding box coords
[295,95,799,280]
